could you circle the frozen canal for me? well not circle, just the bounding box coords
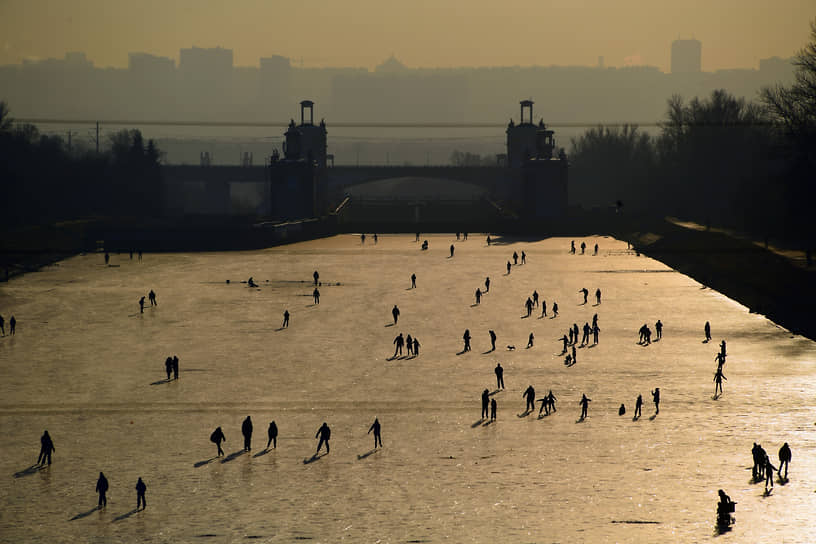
[1,234,815,543]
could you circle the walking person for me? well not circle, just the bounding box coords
[527,332,534,348]
[313,288,320,304]
[490,398,497,421]
[96,472,109,508]
[148,290,157,306]
[704,321,712,342]
[579,394,591,419]
[242,416,253,451]
[463,329,472,352]
[540,300,547,317]
[713,367,726,397]
[521,251,526,264]
[392,305,400,325]
[764,454,777,492]
[579,288,588,304]
[136,477,147,510]
[368,418,382,448]
[267,421,278,449]
[489,330,497,352]
[512,251,518,265]
[525,297,533,317]
[494,362,504,389]
[393,333,404,358]
[475,288,482,305]
[506,261,511,275]
[634,394,643,419]
[211,426,226,457]
[485,277,490,293]
[778,443,791,480]
[37,430,55,466]
[282,310,290,328]
[411,273,416,289]
[552,301,558,317]
[652,388,660,414]
[315,422,331,455]
[139,296,145,314]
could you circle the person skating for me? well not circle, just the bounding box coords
[242,416,253,451]
[526,332,534,348]
[547,390,557,413]
[540,301,547,317]
[525,297,533,317]
[282,309,290,328]
[579,394,591,419]
[523,385,535,413]
[139,296,145,314]
[450,244,455,258]
[713,367,726,397]
[489,330,497,352]
[368,418,382,448]
[313,270,319,286]
[211,426,226,457]
[96,472,109,508]
[313,288,320,304]
[521,251,526,264]
[494,362,504,389]
[512,251,518,265]
[778,442,791,480]
[315,422,331,455]
[393,333,404,358]
[475,288,482,305]
[38,430,55,465]
[704,321,712,342]
[267,421,278,449]
[552,301,558,317]
[463,329,471,352]
[506,261,511,275]
[655,319,663,340]
[579,288,588,304]
[634,394,643,419]
[148,290,157,306]
[411,273,416,289]
[484,277,490,293]
[392,305,400,325]
[560,334,568,354]
[136,477,147,510]
[764,454,777,492]
[595,288,601,305]
[490,398,497,421]
[481,389,490,419]
[652,388,660,414]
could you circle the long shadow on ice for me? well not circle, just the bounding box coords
[303,452,328,464]
[357,449,379,460]
[194,457,217,468]
[253,449,272,458]
[13,464,45,478]
[112,508,139,522]
[221,450,248,463]
[70,506,100,521]
[150,378,173,386]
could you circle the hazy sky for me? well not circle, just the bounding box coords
[0,0,811,71]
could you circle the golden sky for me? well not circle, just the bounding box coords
[0,0,811,71]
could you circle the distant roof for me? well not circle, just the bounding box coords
[348,177,487,200]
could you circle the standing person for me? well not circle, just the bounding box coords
[547,390,557,413]
[713,367,727,397]
[165,357,173,380]
[579,394,591,419]
[540,300,547,317]
[373,233,378,244]
[704,321,712,342]
[104,252,110,265]
[96,472,109,508]
[406,334,414,356]
[368,417,383,448]
[581,323,590,346]
[778,442,791,480]
[580,242,586,254]
[484,277,490,293]
[393,333,404,357]
[506,261,511,275]
[521,251,526,264]
[652,388,660,414]
[135,477,147,510]
[634,394,643,419]
[211,426,226,457]
[595,288,601,305]
[412,337,420,357]
[512,251,519,265]
[593,243,598,255]
[148,290,157,306]
[361,233,366,244]
[139,297,145,314]
[172,355,179,380]
[764,454,777,492]
[450,244,455,258]
[481,389,490,419]
[38,430,55,466]
[655,320,663,340]
[490,398,497,421]
[315,422,331,455]
[463,329,472,352]
[486,235,491,246]
[416,232,420,242]
[527,332,534,348]
[532,290,539,307]
[523,385,536,413]
[392,305,400,325]
[411,273,416,289]
[494,362,504,389]
[525,297,533,317]
[560,334,569,354]
[242,416,253,451]
[570,240,576,254]
[313,270,319,286]
[267,421,278,449]
[313,287,320,304]
[475,288,482,305]
[571,344,577,365]
[282,310,290,328]
[592,323,600,345]
[552,302,558,317]
[463,232,468,240]
[489,330,497,352]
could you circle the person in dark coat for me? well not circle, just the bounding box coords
[96,472,109,507]
[368,418,382,448]
[38,430,55,465]
[523,385,535,412]
[481,389,490,419]
[579,394,592,419]
[494,362,504,389]
[211,426,226,456]
[172,355,179,380]
[778,442,791,479]
[241,416,253,451]
[267,421,278,449]
[165,357,173,380]
[315,422,331,455]
[136,477,147,510]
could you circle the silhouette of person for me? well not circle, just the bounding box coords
[486,235,491,246]
[104,252,110,265]
[374,233,378,244]
[634,394,643,419]
[490,398,497,421]
[313,270,319,286]
[456,232,460,241]
[0,314,4,335]
[96,472,109,507]
[652,388,660,414]
[595,288,601,305]
[592,323,600,345]
[267,421,278,449]
[38,430,55,465]
[532,290,539,307]
[506,261,511,275]
[422,240,428,250]
[489,330,497,352]
[485,277,490,292]
[713,367,726,396]
[541,301,547,317]
[136,477,147,510]
[315,422,331,455]
[717,489,734,523]
[411,273,416,289]
[560,334,568,354]
[593,243,598,256]
[547,390,557,413]
[581,322,590,346]
[619,404,626,416]
[450,244,455,257]
[282,310,290,328]
[572,344,577,365]
[148,290,157,306]
[579,394,591,419]
[406,334,414,356]
[655,320,663,340]
[580,242,586,254]
[715,351,726,369]
[393,333,404,357]
[139,296,145,313]
[494,362,504,389]
[513,251,518,265]
[172,355,179,380]
[552,302,558,317]
[242,416,253,451]
[248,276,257,288]
[211,426,226,456]
[751,443,764,481]
[570,240,575,254]
[361,233,366,244]
[521,251,526,264]
[523,385,536,412]
[463,329,471,352]
[463,232,468,240]
[527,332,534,348]
[764,454,777,491]
[704,321,712,342]
[481,389,490,418]
[778,442,791,479]
[475,288,482,304]
[413,337,420,357]
[719,340,727,359]
[579,288,588,304]
[165,357,173,380]
[525,297,533,317]
[368,418,382,448]
[392,305,400,325]
[313,288,320,304]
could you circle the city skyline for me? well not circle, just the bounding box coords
[0,0,811,72]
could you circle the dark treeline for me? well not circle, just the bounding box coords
[0,103,162,228]
[570,21,816,246]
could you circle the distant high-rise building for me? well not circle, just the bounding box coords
[671,39,701,74]
[128,53,175,79]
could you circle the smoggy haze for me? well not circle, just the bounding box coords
[0,0,811,71]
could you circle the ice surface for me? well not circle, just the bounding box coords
[1,234,815,543]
